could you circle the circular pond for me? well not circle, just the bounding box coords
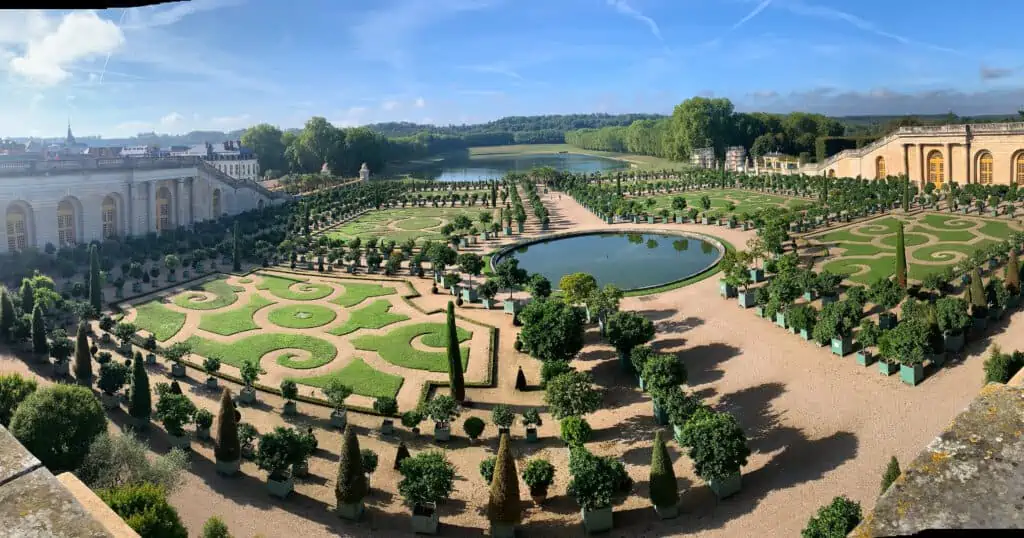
[495,231,723,291]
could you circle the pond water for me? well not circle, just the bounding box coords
[497,232,722,291]
[413,153,629,182]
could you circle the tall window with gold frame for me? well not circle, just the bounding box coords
[6,207,27,251]
[927,151,944,187]
[1016,153,1024,185]
[57,200,75,246]
[875,156,886,179]
[979,152,994,185]
[101,196,117,238]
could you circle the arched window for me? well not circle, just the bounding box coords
[6,205,28,251]
[57,200,76,246]
[102,196,117,238]
[156,186,172,231]
[978,152,994,185]
[212,189,222,217]
[875,156,886,179]
[1016,153,1024,185]
[927,150,945,187]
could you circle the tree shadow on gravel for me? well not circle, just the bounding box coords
[653,315,705,334]
[641,309,681,322]
[677,343,740,386]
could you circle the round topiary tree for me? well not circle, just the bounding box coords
[517,298,585,363]
[559,416,592,447]
[0,373,37,427]
[463,416,486,442]
[544,370,602,420]
[10,384,107,472]
[98,483,189,538]
[607,310,656,372]
[801,495,862,538]
[677,408,750,499]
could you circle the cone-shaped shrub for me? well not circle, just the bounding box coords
[446,301,465,401]
[232,222,242,272]
[394,441,410,470]
[128,354,151,421]
[894,222,907,289]
[31,304,47,355]
[880,456,900,494]
[20,280,34,315]
[73,321,92,385]
[515,366,527,391]
[487,432,521,525]
[649,430,678,509]
[88,244,102,312]
[0,288,14,340]
[336,425,368,505]
[214,389,240,462]
[1006,247,1020,295]
[969,268,987,314]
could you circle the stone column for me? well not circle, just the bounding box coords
[964,142,971,184]
[918,144,926,188]
[175,177,191,227]
[946,143,954,184]
[124,182,133,236]
[148,181,157,233]
[902,144,910,179]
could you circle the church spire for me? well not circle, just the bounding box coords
[66,119,76,145]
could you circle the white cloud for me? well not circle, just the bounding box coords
[414,97,426,108]
[7,11,124,86]
[606,0,662,42]
[160,112,184,127]
[381,100,400,111]
[123,0,246,30]
[460,63,524,80]
[210,113,252,130]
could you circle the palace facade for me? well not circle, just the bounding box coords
[803,122,1024,188]
[1,156,287,255]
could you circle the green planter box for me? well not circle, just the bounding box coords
[647,216,655,224]
[581,506,614,534]
[503,299,520,314]
[775,312,787,329]
[707,471,742,499]
[879,360,898,376]
[461,288,478,303]
[719,280,737,298]
[526,428,538,443]
[802,291,816,302]
[337,501,364,521]
[831,336,852,357]
[878,312,897,330]
[900,363,924,386]
[973,316,988,332]
[943,331,965,352]
[754,306,765,318]
[856,350,875,366]
[749,268,765,282]
[653,401,669,425]
[737,291,756,308]
[799,328,811,341]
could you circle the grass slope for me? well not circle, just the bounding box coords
[351,322,471,373]
[328,299,409,336]
[132,302,186,341]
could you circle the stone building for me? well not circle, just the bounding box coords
[1,156,286,255]
[691,147,715,169]
[725,146,747,172]
[804,122,1024,188]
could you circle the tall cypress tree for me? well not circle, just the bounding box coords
[895,221,907,289]
[446,301,465,402]
[88,244,102,312]
[30,304,47,355]
[487,432,521,526]
[232,221,242,272]
[214,389,240,465]
[902,180,911,212]
[128,354,151,424]
[880,456,901,494]
[73,321,92,386]
[491,181,497,208]
[0,288,14,341]
[1006,247,1021,296]
[649,430,679,510]
[336,424,368,508]
[20,279,34,315]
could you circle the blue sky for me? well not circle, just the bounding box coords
[2,0,1022,139]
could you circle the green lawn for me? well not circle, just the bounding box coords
[351,322,471,372]
[328,299,409,336]
[293,358,404,400]
[325,207,495,244]
[198,294,275,336]
[267,304,337,329]
[171,278,244,310]
[256,273,334,301]
[816,214,1021,284]
[331,282,397,308]
[132,302,186,341]
[184,333,338,370]
[637,189,808,218]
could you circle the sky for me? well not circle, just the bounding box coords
[2,0,1023,139]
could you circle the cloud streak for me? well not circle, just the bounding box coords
[606,0,662,42]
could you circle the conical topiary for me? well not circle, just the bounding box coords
[880,456,900,494]
[487,432,521,525]
[232,222,242,272]
[214,389,240,463]
[969,267,987,314]
[1006,247,1021,296]
[515,366,527,391]
[336,425,368,505]
[73,321,92,386]
[128,354,151,422]
[446,301,465,402]
[0,288,14,340]
[894,221,907,289]
[649,430,679,509]
[31,303,47,355]
[20,279,34,315]
[394,441,410,470]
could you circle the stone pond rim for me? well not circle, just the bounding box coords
[489,229,727,293]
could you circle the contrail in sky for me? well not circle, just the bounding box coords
[97,8,129,85]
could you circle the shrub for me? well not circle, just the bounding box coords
[402,409,425,430]
[649,430,679,509]
[463,416,486,440]
[661,386,705,428]
[544,370,602,419]
[0,373,37,427]
[801,496,862,538]
[539,360,573,386]
[398,451,457,507]
[878,319,930,366]
[155,393,197,437]
[78,432,189,494]
[869,277,905,311]
[214,389,240,462]
[373,396,398,416]
[336,425,368,505]
[880,456,900,494]
[677,408,750,482]
[10,384,106,472]
[629,344,655,376]
[522,458,555,493]
[98,483,188,538]
[606,310,656,357]
[641,353,687,393]
[479,455,497,483]
[491,404,515,429]
[97,361,129,396]
[935,297,971,334]
[567,447,632,511]
[983,345,1024,384]
[202,517,232,538]
[521,408,542,428]
[195,409,214,430]
[856,319,881,348]
[559,416,592,446]
[203,357,221,375]
[255,426,306,480]
[787,304,818,332]
[323,378,353,413]
[518,298,586,362]
[360,448,379,474]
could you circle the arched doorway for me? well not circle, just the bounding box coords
[6,202,31,251]
[57,199,77,246]
[978,152,994,185]
[212,189,222,218]
[1015,152,1024,185]
[156,186,173,232]
[927,150,945,188]
[102,195,118,238]
[875,156,886,179]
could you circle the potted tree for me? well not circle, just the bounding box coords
[113,322,137,356]
[280,379,299,416]
[607,311,655,373]
[163,341,192,378]
[427,395,459,442]
[402,409,425,435]
[398,451,456,535]
[649,430,679,519]
[677,408,750,499]
[463,416,486,444]
[361,448,379,490]
[293,428,317,477]
[718,251,739,299]
[663,387,705,444]
[870,277,904,329]
[730,253,756,308]
[491,404,515,437]
[879,319,930,386]
[255,426,305,498]
[479,279,499,310]
[238,360,259,404]
[855,318,881,366]
[155,389,197,451]
[97,360,129,410]
[787,304,817,341]
[374,396,398,435]
[495,259,528,314]
[936,296,970,352]
[48,330,73,378]
[335,425,368,521]
[567,447,632,533]
[194,409,214,440]
[522,408,542,443]
[203,357,221,390]
[642,354,686,425]
[323,378,352,428]
[522,458,555,505]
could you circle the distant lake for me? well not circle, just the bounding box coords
[410,153,629,182]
